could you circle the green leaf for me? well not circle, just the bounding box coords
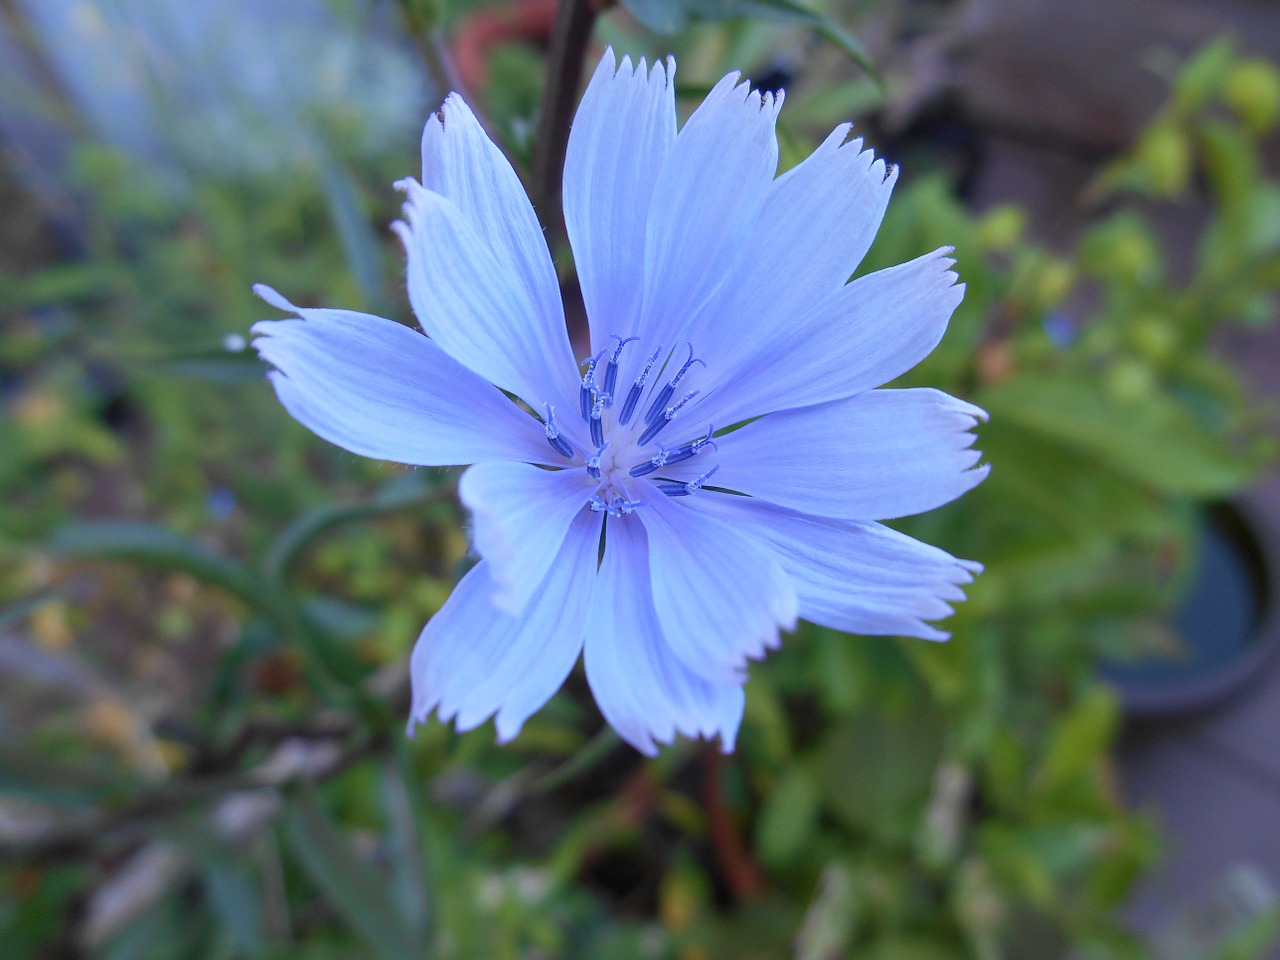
[1172,36,1236,113]
[284,791,427,960]
[796,863,858,960]
[203,864,265,957]
[264,471,449,580]
[860,937,966,960]
[979,373,1258,496]
[318,155,393,317]
[818,709,943,841]
[38,521,282,615]
[786,77,885,128]
[379,754,432,939]
[974,422,1171,541]
[0,743,135,807]
[1203,904,1280,960]
[755,766,819,868]
[618,0,686,32]
[1032,687,1118,795]
[619,0,877,78]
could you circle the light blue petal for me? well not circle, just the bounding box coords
[638,481,798,684]
[639,71,781,353]
[691,494,982,641]
[564,49,676,354]
[408,511,600,743]
[692,248,963,429]
[419,95,574,376]
[707,388,989,521]
[459,462,594,615]
[250,286,550,466]
[393,180,578,414]
[691,125,896,390]
[584,515,744,755]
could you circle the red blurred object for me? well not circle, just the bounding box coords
[451,0,560,92]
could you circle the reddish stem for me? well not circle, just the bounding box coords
[701,748,767,901]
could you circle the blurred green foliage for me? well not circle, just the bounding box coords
[1,9,1278,960]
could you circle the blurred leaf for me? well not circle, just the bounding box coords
[302,596,381,642]
[379,754,431,939]
[0,743,135,806]
[1172,36,1236,113]
[1203,904,1280,960]
[284,791,427,960]
[39,521,282,615]
[742,673,792,764]
[980,373,1258,496]
[860,937,966,960]
[785,78,885,128]
[795,863,858,960]
[0,261,122,308]
[265,471,448,580]
[318,155,393,317]
[620,0,877,78]
[975,422,1173,541]
[203,864,264,957]
[754,766,819,868]
[818,709,943,841]
[1032,687,1118,795]
[1223,58,1280,134]
[1094,117,1191,198]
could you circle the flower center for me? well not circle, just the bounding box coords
[541,337,721,517]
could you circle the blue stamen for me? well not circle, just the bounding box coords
[542,404,575,459]
[664,425,718,467]
[637,390,700,447]
[628,444,670,478]
[579,348,607,422]
[603,335,638,403]
[590,493,645,516]
[589,395,607,447]
[586,441,610,480]
[657,465,719,498]
[643,345,704,425]
[618,346,662,426]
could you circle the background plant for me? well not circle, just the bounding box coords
[1,2,1277,957]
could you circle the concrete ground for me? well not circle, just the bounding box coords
[957,0,1280,954]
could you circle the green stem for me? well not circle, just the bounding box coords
[532,727,621,794]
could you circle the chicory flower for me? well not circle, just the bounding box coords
[252,49,988,754]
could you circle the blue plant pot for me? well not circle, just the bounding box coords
[1101,500,1280,718]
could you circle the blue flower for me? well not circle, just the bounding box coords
[251,50,988,755]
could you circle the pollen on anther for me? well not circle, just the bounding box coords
[542,403,574,459]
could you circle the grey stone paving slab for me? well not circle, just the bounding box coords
[1116,725,1280,958]
[960,0,1280,152]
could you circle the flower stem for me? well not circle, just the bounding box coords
[395,0,472,113]
[530,0,599,233]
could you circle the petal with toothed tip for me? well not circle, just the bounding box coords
[638,483,798,684]
[698,388,988,521]
[393,182,579,413]
[639,72,782,352]
[689,494,982,641]
[584,515,744,756]
[691,247,965,428]
[689,125,898,387]
[565,49,677,354]
[419,94,574,381]
[408,511,600,743]
[250,287,552,467]
[459,461,595,616]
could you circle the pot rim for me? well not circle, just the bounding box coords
[1106,497,1280,719]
